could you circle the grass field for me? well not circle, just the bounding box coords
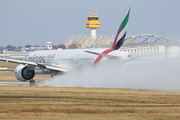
[0,61,18,70]
[0,86,180,120]
[1,61,180,119]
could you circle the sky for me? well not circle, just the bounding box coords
[0,0,180,47]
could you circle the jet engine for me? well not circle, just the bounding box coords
[14,64,35,81]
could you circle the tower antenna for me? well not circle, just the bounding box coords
[96,7,98,15]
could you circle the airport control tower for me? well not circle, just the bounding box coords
[86,8,100,39]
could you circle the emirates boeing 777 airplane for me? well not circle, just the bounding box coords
[0,6,131,85]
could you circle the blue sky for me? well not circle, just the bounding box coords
[0,0,180,47]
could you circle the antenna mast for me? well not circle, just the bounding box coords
[96,7,98,15]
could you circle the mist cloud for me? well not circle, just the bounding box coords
[40,58,180,92]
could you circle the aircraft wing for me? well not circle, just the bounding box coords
[37,63,68,72]
[0,58,37,66]
[85,51,120,59]
[0,58,68,72]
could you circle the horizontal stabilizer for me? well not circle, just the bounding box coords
[85,51,120,59]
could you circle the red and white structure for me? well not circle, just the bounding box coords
[47,41,52,50]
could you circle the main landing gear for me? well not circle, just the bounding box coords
[30,79,35,86]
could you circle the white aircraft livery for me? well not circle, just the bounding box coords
[0,6,131,85]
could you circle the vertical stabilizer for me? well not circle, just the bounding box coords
[112,6,131,50]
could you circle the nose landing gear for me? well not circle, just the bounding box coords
[30,79,35,86]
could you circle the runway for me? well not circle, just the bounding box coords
[0,81,41,86]
[0,81,60,87]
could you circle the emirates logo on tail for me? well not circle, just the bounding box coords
[112,6,131,50]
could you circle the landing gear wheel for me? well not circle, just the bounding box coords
[30,80,35,86]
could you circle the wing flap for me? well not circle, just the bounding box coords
[37,63,68,72]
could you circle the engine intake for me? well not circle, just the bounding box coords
[14,64,35,81]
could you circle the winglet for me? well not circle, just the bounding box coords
[112,6,131,50]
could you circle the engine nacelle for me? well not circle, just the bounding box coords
[14,64,35,81]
